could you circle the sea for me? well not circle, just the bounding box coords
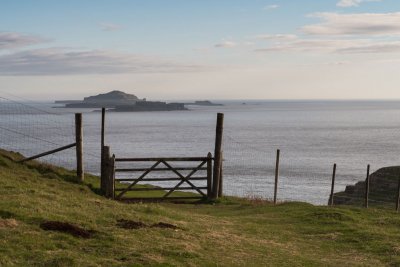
[1,99,400,205]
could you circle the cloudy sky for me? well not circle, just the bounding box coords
[0,0,399,100]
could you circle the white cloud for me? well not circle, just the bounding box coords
[255,37,400,54]
[255,38,368,53]
[0,32,47,50]
[337,0,383,8]
[214,41,237,48]
[302,12,400,36]
[264,4,279,10]
[99,22,122,32]
[254,34,298,41]
[254,11,400,55]
[337,41,400,53]
[0,48,203,75]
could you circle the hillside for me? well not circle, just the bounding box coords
[1,150,400,266]
[83,90,140,102]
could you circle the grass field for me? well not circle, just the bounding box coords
[1,149,400,266]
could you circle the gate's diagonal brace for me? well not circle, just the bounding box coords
[116,160,162,199]
[162,160,207,198]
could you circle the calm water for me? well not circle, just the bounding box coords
[1,100,400,204]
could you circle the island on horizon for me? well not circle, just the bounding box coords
[55,90,223,111]
[185,100,223,106]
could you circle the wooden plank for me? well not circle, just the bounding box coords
[19,143,76,163]
[119,196,205,202]
[365,164,370,208]
[212,113,224,199]
[115,187,208,192]
[75,113,84,182]
[116,177,208,182]
[274,149,280,205]
[115,167,207,172]
[115,157,209,162]
[329,163,337,206]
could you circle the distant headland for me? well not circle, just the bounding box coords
[55,90,223,111]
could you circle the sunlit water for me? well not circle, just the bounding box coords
[1,100,400,204]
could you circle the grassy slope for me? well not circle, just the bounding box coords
[1,150,400,266]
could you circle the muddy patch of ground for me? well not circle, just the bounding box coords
[151,222,179,229]
[116,219,147,229]
[40,221,94,238]
[117,219,180,230]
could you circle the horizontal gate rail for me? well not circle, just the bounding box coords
[116,177,208,182]
[115,157,209,162]
[115,187,208,192]
[115,167,207,172]
[121,197,205,202]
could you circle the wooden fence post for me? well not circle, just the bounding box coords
[273,149,280,205]
[396,176,400,212]
[212,113,224,200]
[75,113,84,182]
[100,107,106,194]
[207,152,213,199]
[364,164,370,208]
[107,154,115,199]
[329,163,337,206]
[103,146,111,197]
[218,151,224,197]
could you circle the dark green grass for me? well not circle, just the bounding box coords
[1,149,400,266]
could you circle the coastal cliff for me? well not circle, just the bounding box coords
[333,166,400,205]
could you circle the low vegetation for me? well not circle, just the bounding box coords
[1,149,400,266]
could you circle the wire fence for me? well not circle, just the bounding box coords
[0,94,101,173]
[0,95,399,208]
[222,129,400,209]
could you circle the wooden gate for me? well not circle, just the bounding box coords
[113,154,213,201]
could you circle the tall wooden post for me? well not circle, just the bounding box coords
[329,163,337,206]
[100,108,106,194]
[218,151,224,197]
[212,113,224,200]
[273,149,280,205]
[75,113,84,182]
[207,152,213,199]
[364,164,370,208]
[101,107,105,149]
[396,176,400,212]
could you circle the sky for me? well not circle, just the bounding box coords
[0,0,400,100]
